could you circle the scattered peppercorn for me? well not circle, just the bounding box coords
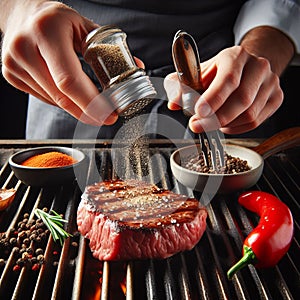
[26,247,33,255]
[0,208,51,272]
[0,208,79,272]
[53,261,59,267]
[37,254,44,263]
[16,258,25,267]
[0,258,5,267]
[71,242,78,248]
[10,237,17,245]
[30,257,38,265]
[35,248,44,256]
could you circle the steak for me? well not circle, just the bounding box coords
[77,179,207,261]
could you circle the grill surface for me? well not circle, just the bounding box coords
[0,140,299,300]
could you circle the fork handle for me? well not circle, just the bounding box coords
[172,30,204,115]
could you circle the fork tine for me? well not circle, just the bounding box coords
[200,130,224,171]
[199,132,209,167]
[204,131,217,170]
[210,130,225,168]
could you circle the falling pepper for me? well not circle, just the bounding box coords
[227,191,294,280]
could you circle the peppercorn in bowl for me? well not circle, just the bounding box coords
[170,144,264,194]
[8,147,87,187]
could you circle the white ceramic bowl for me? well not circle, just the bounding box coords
[170,144,264,194]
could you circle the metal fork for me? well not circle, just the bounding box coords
[172,30,224,170]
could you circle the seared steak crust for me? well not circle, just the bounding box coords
[77,179,207,260]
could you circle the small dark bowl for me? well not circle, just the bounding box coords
[9,146,87,187]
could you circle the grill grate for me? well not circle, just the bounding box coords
[0,142,299,300]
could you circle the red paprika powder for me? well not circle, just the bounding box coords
[21,152,77,168]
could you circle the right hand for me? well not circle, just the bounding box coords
[1,1,118,126]
[165,45,284,134]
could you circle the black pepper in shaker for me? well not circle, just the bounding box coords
[82,25,156,116]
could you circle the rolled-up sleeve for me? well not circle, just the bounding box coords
[234,0,300,63]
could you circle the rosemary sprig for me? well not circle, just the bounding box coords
[34,208,72,246]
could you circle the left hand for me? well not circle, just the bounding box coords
[165,45,283,135]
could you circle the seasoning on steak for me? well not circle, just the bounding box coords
[77,179,207,261]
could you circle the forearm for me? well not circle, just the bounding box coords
[240,26,295,76]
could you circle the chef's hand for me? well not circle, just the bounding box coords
[1,1,118,126]
[165,27,294,135]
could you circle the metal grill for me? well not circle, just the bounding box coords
[0,141,299,300]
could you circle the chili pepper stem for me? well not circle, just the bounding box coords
[227,245,257,280]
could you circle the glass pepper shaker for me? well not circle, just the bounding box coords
[82,25,156,117]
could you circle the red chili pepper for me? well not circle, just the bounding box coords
[227,191,294,280]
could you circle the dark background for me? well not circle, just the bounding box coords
[0,76,28,139]
[0,66,299,139]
